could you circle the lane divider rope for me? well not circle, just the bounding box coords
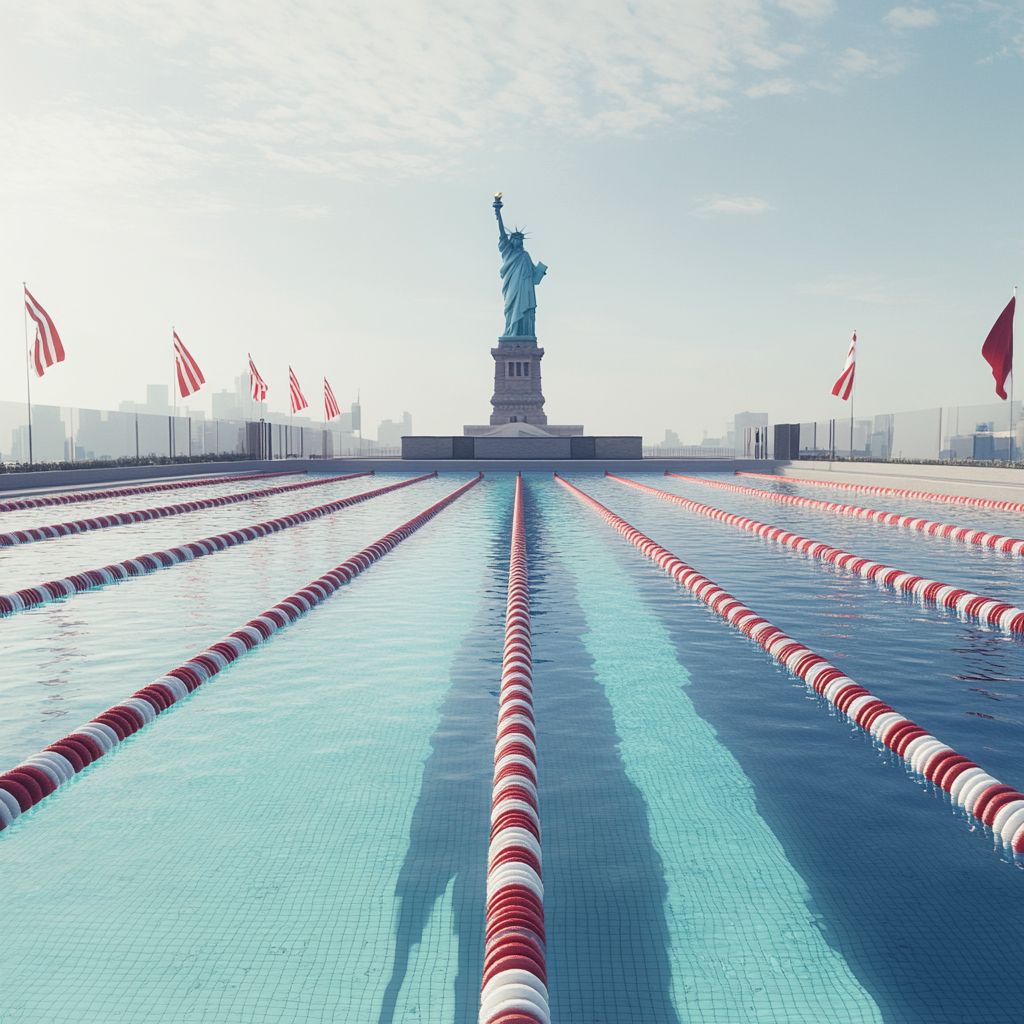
[668,473,1024,557]
[0,472,374,548]
[610,475,1024,635]
[0,469,304,514]
[0,473,437,617]
[0,474,483,833]
[481,474,549,1024]
[554,474,1024,857]
[737,470,1024,514]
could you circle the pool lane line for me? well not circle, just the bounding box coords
[736,470,1024,514]
[0,469,304,514]
[0,473,438,617]
[668,473,1024,557]
[610,475,1024,636]
[0,473,484,834]
[481,474,550,1024]
[0,471,373,548]
[554,474,1024,857]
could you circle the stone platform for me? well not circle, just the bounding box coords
[463,423,584,438]
[403,435,641,460]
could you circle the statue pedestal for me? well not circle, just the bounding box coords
[463,336,583,437]
[488,337,546,426]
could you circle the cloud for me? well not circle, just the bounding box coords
[884,7,940,29]
[696,196,773,215]
[0,0,885,199]
[796,274,928,304]
[839,48,880,74]
[835,46,905,79]
[773,0,835,18]
[746,76,801,97]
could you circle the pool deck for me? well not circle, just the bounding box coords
[2,457,1024,501]
[0,459,774,497]
[774,459,1024,502]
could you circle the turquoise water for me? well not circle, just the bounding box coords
[0,473,441,768]
[0,472,1020,1023]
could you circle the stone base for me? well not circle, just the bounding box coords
[463,423,584,438]
[403,435,641,460]
[489,337,547,426]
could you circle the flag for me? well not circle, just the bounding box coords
[25,288,65,377]
[324,377,341,421]
[831,331,856,401]
[31,328,48,378]
[981,292,1015,400]
[249,353,268,401]
[289,366,308,414]
[174,331,205,397]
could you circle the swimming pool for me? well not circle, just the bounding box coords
[1,470,1021,1023]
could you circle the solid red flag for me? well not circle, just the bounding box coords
[174,331,205,398]
[981,292,1015,400]
[831,331,856,401]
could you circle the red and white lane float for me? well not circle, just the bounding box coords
[554,475,1024,858]
[0,474,483,833]
[737,469,1024,514]
[0,472,373,548]
[0,469,302,514]
[481,474,549,1024]
[610,475,1024,636]
[0,473,437,616]
[668,473,1024,557]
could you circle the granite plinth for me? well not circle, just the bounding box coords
[463,424,584,437]
[402,436,641,460]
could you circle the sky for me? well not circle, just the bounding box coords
[0,0,1021,443]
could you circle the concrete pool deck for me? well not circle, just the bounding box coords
[2,457,1023,502]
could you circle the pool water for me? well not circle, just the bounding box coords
[0,471,1020,1023]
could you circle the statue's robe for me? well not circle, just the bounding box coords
[499,235,547,337]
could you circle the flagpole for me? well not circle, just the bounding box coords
[1010,370,1015,463]
[1011,287,1018,463]
[849,330,856,459]
[171,326,176,458]
[850,393,854,459]
[22,282,35,465]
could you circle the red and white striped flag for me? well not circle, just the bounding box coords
[831,331,856,401]
[174,331,205,398]
[289,366,308,414]
[25,288,65,378]
[324,377,341,421]
[249,353,268,401]
[31,328,47,378]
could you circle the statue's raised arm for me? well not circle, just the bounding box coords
[491,193,547,339]
[494,193,508,243]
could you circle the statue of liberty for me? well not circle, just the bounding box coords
[493,193,547,338]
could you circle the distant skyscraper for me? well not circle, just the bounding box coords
[212,389,242,421]
[147,384,170,415]
[378,412,412,447]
